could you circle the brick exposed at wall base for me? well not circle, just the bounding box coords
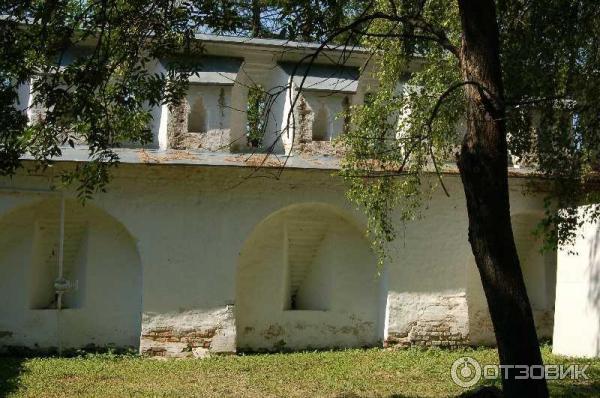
[384,321,469,348]
[140,306,237,358]
[385,293,470,349]
[140,326,217,358]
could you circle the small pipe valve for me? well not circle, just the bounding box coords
[54,277,72,294]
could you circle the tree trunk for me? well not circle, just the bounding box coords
[251,0,261,37]
[456,1,549,397]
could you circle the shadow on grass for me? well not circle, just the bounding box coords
[0,357,26,396]
[338,382,600,397]
[336,394,414,398]
[334,385,502,398]
[550,381,600,398]
[334,378,600,398]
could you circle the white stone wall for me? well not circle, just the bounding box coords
[150,46,370,154]
[20,40,373,155]
[553,204,600,358]
[383,178,471,347]
[263,65,292,154]
[0,165,556,356]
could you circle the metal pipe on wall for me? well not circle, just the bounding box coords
[55,194,66,355]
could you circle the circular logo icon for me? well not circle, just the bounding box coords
[451,356,482,388]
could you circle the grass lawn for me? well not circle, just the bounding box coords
[0,345,598,397]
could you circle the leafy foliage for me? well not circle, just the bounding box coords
[274,0,361,42]
[0,0,217,198]
[246,84,268,148]
[339,0,600,260]
[499,0,600,250]
[0,0,365,198]
[340,0,464,264]
[3,0,599,251]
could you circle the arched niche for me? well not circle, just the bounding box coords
[0,197,142,351]
[236,203,382,352]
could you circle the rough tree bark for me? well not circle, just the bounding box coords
[456,1,549,397]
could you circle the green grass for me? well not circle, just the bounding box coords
[0,345,598,397]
